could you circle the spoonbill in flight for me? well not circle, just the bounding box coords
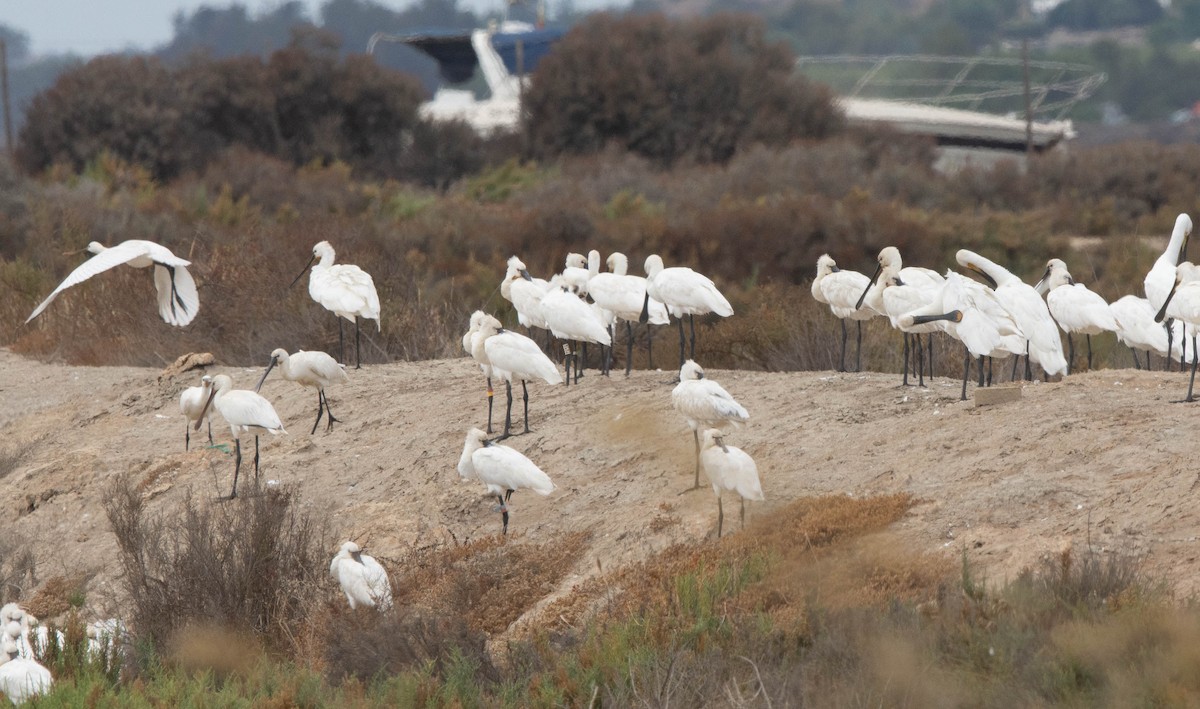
[256,348,348,434]
[457,428,555,535]
[291,241,380,369]
[196,374,287,499]
[26,240,199,327]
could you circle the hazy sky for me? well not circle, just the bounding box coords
[0,1,325,57]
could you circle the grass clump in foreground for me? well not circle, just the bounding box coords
[29,493,1200,707]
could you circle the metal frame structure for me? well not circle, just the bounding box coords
[795,55,1106,121]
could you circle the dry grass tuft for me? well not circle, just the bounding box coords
[24,573,88,619]
[390,531,590,635]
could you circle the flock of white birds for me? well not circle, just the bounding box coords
[813,213,1200,401]
[0,603,124,703]
[13,238,760,700]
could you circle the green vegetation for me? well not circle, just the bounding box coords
[18,490,1200,706]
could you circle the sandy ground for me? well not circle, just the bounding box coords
[4,346,1200,627]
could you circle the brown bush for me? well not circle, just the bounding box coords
[103,476,328,657]
[524,13,844,165]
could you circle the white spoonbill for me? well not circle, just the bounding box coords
[900,271,1024,400]
[329,541,393,611]
[1145,214,1193,366]
[858,247,946,385]
[26,240,199,327]
[1035,259,1118,373]
[672,360,749,490]
[0,658,52,704]
[179,374,214,451]
[812,254,877,372]
[1154,262,1200,401]
[540,277,611,384]
[500,256,552,334]
[256,348,348,434]
[291,241,380,369]
[196,374,287,499]
[457,428,555,535]
[957,249,1067,379]
[560,252,591,296]
[475,314,562,438]
[1110,295,1179,370]
[641,254,734,372]
[464,310,497,433]
[587,250,670,376]
[698,429,763,537]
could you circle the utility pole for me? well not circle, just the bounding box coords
[1021,0,1033,155]
[0,39,12,157]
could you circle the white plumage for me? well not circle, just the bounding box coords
[559,252,591,296]
[1155,262,1200,400]
[1037,259,1118,373]
[587,251,669,375]
[180,375,214,451]
[256,348,348,435]
[644,254,734,370]
[812,254,878,372]
[1145,214,1193,366]
[1110,295,1180,368]
[476,314,562,437]
[330,541,393,611]
[0,604,51,705]
[457,428,555,535]
[540,276,612,384]
[900,271,1025,400]
[0,658,52,704]
[861,247,946,385]
[464,310,498,433]
[957,249,1066,377]
[294,241,380,369]
[699,429,764,537]
[500,256,552,331]
[197,374,287,499]
[1145,213,1192,311]
[672,360,749,490]
[26,239,199,327]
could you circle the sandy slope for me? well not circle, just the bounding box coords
[4,347,1200,626]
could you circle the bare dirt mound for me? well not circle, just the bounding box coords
[3,348,1199,626]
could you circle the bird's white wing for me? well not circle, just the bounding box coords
[296,350,349,383]
[472,445,555,495]
[361,555,393,610]
[221,391,285,432]
[152,264,199,326]
[1047,285,1118,334]
[26,242,161,323]
[316,265,381,325]
[820,271,874,319]
[656,268,734,317]
[485,331,562,384]
[673,380,749,425]
[700,445,763,500]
